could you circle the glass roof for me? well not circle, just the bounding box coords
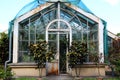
[15,0,93,19]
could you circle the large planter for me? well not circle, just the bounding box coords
[68,63,106,77]
[9,63,46,77]
[46,61,58,75]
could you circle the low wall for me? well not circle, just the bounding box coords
[68,63,106,76]
[9,63,106,77]
[9,63,46,77]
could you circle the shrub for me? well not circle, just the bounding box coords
[67,41,87,76]
[67,41,87,67]
[29,41,47,77]
[0,33,9,65]
[0,66,13,80]
[109,39,120,76]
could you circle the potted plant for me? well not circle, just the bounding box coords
[29,41,47,78]
[67,41,87,77]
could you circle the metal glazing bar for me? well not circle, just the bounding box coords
[35,23,37,44]
[69,16,75,22]
[48,29,70,31]
[57,2,60,74]
[28,18,30,45]
[87,18,89,62]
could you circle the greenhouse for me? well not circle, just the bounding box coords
[8,0,107,77]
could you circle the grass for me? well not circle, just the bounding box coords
[103,78,120,80]
[14,77,120,80]
[15,77,37,80]
[82,77,120,80]
[82,78,96,80]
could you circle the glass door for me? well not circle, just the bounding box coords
[59,33,69,73]
[46,19,72,75]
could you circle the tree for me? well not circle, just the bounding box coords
[29,41,47,77]
[67,41,87,76]
[117,33,120,36]
[109,39,120,76]
[0,32,9,65]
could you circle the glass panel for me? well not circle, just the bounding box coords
[88,24,98,62]
[48,32,57,60]
[30,22,35,34]
[36,20,45,31]
[19,30,29,40]
[19,41,28,51]
[36,34,45,40]
[60,10,72,21]
[36,19,45,42]
[49,34,57,40]
[19,21,29,30]
[18,51,34,62]
[60,34,67,73]
[49,10,57,20]
[30,33,35,40]
[72,32,81,41]
[49,22,58,29]
[60,21,68,29]
[48,41,57,51]
[70,21,82,31]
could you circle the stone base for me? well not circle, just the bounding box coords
[68,63,106,76]
[9,63,106,77]
[9,63,46,77]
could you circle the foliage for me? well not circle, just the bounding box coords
[29,41,47,68]
[0,65,13,80]
[46,45,56,62]
[0,32,9,65]
[29,41,47,77]
[67,41,87,68]
[29,40,56,77]
[108,39,120,76]
[117,33,120,36]
[89,53,99,63]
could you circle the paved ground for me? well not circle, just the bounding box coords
[42,74,74,80]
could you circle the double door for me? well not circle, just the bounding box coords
[48,32,69,74]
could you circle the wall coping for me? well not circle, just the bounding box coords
[9,63,40,68]
[8,62,106,68]
[74,63,106,68]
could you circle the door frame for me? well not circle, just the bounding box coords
[46,19,72,74]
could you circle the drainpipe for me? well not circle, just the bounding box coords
[5,21,13,72]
